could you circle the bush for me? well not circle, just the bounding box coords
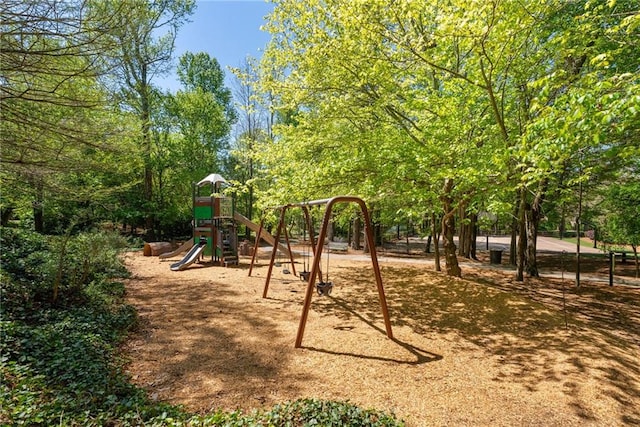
[184,399,404,426]
[0,228,130,317]
[0,226,150,426]
[1,228,58,317]
[260,398,404,426]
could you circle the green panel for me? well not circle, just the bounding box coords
[194,205,213,220]
[193,231,213,257]
[204,237,213,256]
[194,235,213,257]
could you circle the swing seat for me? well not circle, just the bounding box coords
[299,271,310,281]
[316,281,333,296]
[283,268,291,274]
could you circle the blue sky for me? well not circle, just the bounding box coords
[157,0,275,92]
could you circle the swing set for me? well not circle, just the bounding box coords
[248,196,393,348]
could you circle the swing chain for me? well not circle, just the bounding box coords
[299,210,311,281]
[316,231,333,296]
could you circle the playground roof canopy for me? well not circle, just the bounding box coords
[197,173,228,187]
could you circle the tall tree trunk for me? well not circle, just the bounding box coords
[458,203,469,258]
[458,203,475,259]
[510,196,519,265]
[516,188,527,281]
[470,213,478,260]
[559,204,566,239]
[525,181,546,277]
[424,214,431,253]
[157,168,164,239]
[372,208,382,247]
[1,206,13,226]
[351,216,361,250]
[441,178,462,277]
[431,212,441,272]
[141,64,155,239]
[327,220,334,242]
[525,208,540,277]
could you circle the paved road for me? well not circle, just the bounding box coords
[478,235,603,254]
[341,245,639,288]
[264,236,638,287]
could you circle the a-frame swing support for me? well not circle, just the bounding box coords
[261,196,393,348]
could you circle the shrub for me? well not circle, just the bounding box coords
[0,227,148,425]
[187,399,405,426]
[260,398,404,426]
[0,228,57,317]
[0,228,130,316]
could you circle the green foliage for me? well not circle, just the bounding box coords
[255,0,639,278]
[0,228,130,317]
[260,398,404,426]
[145,51,238,238]
[177,52,236,124]
[0,228,57,315]
[0,226,181,426]
[600,180,640,247]
[62,231,131,286]
[185,399,404,427]
[257,0,557,222]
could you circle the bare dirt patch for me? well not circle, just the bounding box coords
[122,250,639,426]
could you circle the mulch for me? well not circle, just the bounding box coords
[121,249,640,426]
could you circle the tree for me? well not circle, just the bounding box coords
[96,0,195,238]
[601,179,640,277]
[228,57,273,231]
[258,0,550,277]
[258,0,638,280]
[172,52,236,169]
[519,0,640,279]
[1,0,141,232]
[140,52,236,238]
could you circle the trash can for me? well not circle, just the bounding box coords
[489,249,503,265]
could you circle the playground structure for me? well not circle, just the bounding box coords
[251,196,394,348]
[167,173,237,271]
[166,173,288,271]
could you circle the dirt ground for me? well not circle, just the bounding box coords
[122,248,639,426]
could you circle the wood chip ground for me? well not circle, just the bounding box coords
[121,250,639,426]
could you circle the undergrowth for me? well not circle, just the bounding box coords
[0,227,404,426]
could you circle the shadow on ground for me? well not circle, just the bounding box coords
[312,263,640,425]
[124,273,307,411]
